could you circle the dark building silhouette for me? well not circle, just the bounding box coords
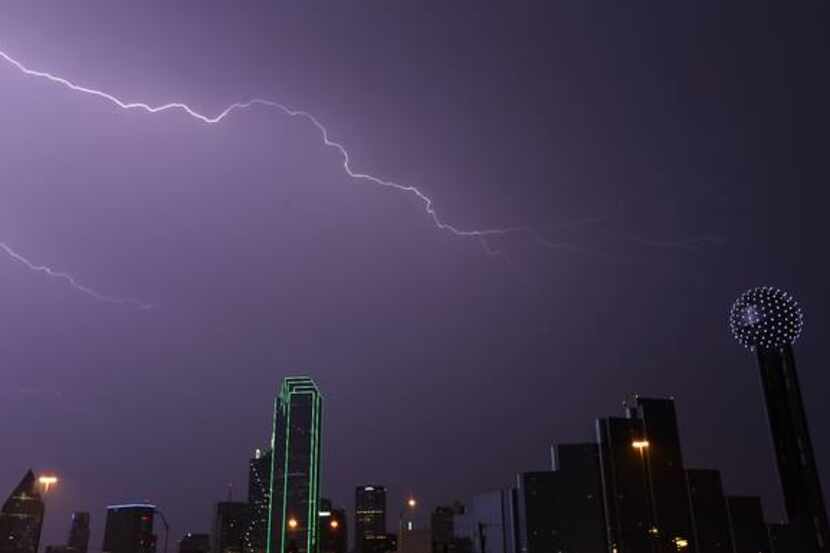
[431,504,468,553]
[726,497,770,553]
[102,504,157,553]
[596,416,653,553]
[730,287,829,552]
[431,505,455,553]
[515,472,557,553]
[246,449,272,553]
[45,547,72,553]
[548,443,607,553]
[686,469,732,553]
[318,499,346,553]
[68,512,91,553]
[0,471,45,553]
[625,397,695,552]
[355,486,387,553]
[515,446,607,553]
[767,522,803,553]
[179,534,210,553]
[213,502,250,553]
[268,377,323,553]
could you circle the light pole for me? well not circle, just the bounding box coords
[632,440,660,553]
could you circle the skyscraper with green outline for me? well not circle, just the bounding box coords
[267,377,323,553]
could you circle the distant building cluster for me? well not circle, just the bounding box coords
[2,288,827,553]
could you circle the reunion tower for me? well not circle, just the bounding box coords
[730,286,829,551]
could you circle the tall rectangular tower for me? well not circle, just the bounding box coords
[625,397,695,551]
[355,486,387,553]
[267,377,323,553]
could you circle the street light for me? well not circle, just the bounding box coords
[288,518,299,530]
[38,475,58,493]
[329,519,339,530]
[631,440,650,450]
[407,498,416,509]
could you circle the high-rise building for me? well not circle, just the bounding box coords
[68,512,91,553]
[549,443,607,553]
[318,499,346,553]
[267,377,323,553]
[102,504,157,553]
[597,397,696,552]
[213,502,250,553]
[686,469,732,553]
[625,397,695,552]
[431,505,456,553]
[0,471,45,553]
[726,496,770,553]
[179,534,210,553]
[515,472,558,553]
[246,449,273,553]
[596,416,653,553]
[730,287,829,552]
[355,486,387,553]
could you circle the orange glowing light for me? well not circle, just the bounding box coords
[38,476,58,492]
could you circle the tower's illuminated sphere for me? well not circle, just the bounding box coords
[730,287,804,351]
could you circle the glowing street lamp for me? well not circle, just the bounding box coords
[407,498,416,509]
[38,475,58,493]
[329,519,339,530]
[631,440,650,451]
[288,518,299,530]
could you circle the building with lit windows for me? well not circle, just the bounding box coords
[596,397,695,553]
[213,502,250,553]
[102,504,156,553]
[0,470,45,553]
[267,377,323,553]
[355,486,387,553]
[318,499,346,553]
[246,449,273,553]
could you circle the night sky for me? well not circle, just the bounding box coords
[1,1,828,549]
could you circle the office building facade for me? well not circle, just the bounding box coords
[267,377,323,553]
[102,504,156,553]
[355,486,387,553]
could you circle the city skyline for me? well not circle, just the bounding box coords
[2,1,829,552]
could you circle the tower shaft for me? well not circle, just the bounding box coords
[757,345,829,551]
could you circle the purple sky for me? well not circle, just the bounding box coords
[1,1,828,549]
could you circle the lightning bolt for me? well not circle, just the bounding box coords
[0,48,557,306]
[1,48,716,309]
[0,242,154,310]
[0,49,526,239]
